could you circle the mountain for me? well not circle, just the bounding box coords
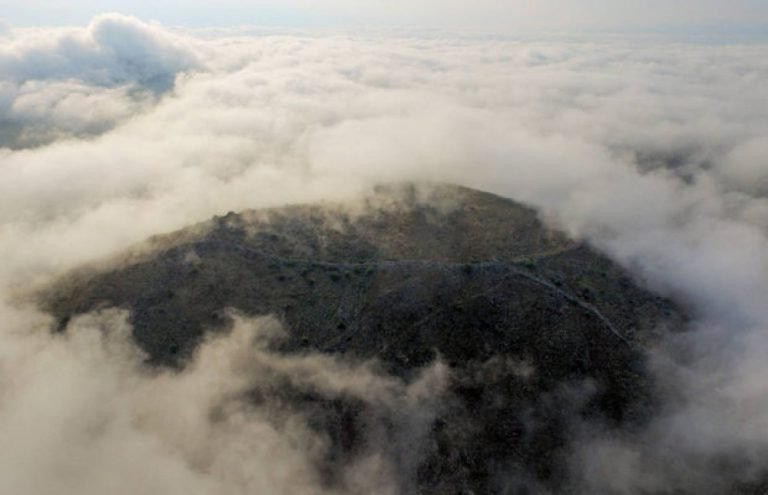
[39,183,685,493]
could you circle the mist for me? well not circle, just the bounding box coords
[4,0,768,31]
[2,13,768,494]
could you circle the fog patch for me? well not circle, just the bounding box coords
[0,306,448,495]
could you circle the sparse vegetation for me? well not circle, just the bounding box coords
[39,184,684,495]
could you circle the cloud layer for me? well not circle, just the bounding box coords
[0,14,198,148]
[0,307,447,495]
[1,13,768,494]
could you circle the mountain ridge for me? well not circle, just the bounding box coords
[38,182,686,493]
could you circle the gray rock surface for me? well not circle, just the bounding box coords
[40,183,685,493]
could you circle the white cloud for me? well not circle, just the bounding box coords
[0,14,199,87]
[0,307,447,495]
[0,13,200,147]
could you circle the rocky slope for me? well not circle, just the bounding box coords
[40,183,685,493]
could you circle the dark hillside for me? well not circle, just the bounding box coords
[40,183,686,493]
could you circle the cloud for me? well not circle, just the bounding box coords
[0,13,199,148]
[0,306,448,495]
[0,13,199,88]
[1,14,768,494]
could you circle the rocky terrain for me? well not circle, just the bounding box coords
[39,183,686,493]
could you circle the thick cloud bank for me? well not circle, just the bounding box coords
[0,14,198,148]
[2,13,768,494]
[0,308,447,495]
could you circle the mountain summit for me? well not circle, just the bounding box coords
[40,183,684,493]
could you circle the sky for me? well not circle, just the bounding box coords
[2,0,768,32]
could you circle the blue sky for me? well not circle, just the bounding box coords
[2,0,768,32]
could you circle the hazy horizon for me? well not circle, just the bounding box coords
[2,1,768,34]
